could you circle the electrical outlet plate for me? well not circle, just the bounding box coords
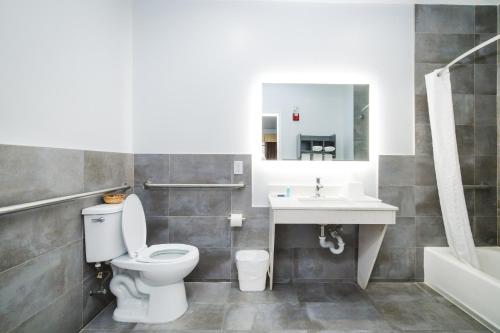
[233,161,243,175]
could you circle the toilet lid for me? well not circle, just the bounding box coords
[121,194,147,257]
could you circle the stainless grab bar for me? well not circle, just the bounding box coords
[144,180,245,189]
[0,184,130,216]
[463,185,495,190]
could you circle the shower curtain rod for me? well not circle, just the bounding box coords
[437,34,500,77]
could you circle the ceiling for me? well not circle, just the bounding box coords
[229,0,499,5]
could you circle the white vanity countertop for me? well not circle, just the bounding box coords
[268,194,398,211]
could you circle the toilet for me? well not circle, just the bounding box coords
[82,194,199,323]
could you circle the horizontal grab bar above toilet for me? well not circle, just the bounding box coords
[143,180,245,189]
[0,184,130,216]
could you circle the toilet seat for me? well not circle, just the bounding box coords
[118,194,198,269]
[112,243,199,272]
[136,244,198,263]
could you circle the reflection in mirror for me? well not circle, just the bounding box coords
[262,114,278,160]
[262,83,369,161]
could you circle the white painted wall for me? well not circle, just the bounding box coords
[0,0,414,202]
[133,0,413,156]
[262,84,354,160]
[0,0,133,153]
[133,0,414,205]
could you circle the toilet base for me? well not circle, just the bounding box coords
[111,274,188,323]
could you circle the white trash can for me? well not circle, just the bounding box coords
[235,250,269,292]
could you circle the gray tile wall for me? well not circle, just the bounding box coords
[415,4,498,248]
[376,156,417,281]
[135,154,268,282]
[497,4,500,246]
[373,4,499,282]
[134,154,359,283]
[0,144,133,333]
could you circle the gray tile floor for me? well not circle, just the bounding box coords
[81,282,489,333]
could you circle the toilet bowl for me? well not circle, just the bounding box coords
[83,194,199,324]
[110,244,199,323]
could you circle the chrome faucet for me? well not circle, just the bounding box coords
[315,177,324,197]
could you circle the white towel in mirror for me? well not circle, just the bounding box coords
[301,153,310,160]
[324,154,333,161]
[312,146,323,152]
[312,154,323,161]
[324,146,335,152]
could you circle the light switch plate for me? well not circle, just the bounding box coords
[233,161,243,175]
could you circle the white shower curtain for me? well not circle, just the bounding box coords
[425,68,479,268]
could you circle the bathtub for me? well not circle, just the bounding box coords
[424,247,500,332]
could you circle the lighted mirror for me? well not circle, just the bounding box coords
[261,83,369,161]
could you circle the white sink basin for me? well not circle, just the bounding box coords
[297,196,345,202]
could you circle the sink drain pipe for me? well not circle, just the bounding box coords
[318,225,345,255]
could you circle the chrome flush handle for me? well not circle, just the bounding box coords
[91,217,105,223]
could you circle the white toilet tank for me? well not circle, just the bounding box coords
[82,203,127,263]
